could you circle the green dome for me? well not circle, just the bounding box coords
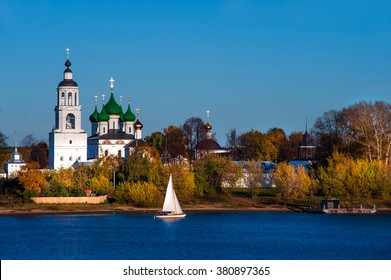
[98,106,110,122]
[104,92,123,115]
[123,104,136,122]
[89,105,99,123]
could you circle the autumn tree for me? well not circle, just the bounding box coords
[182,117,205,160]
[312,109,349,162]
[317,153,391,205]
[238,130,277,161]
[45,167,81,196]
[21,134,37,148]
[278,131,303,162]
[246,161,264,197]
[118,146,164,187]
[30,141,49,168]
[317,152,348,198]
[266,128,287,162]
[115,181,162,207]
[274,162,311,201]
[163,162,196,203]
[343,101,391,163]
[18,162,48,198]
[163,125,187,162]
[226,128,239,159]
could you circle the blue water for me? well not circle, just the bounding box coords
[0,211,390,260]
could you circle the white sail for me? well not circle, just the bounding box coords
[162,174,183,214]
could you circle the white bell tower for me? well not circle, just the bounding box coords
[49,49,87,169]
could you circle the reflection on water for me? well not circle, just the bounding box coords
[0,212,390,260]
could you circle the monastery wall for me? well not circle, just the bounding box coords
[31,195,107,204]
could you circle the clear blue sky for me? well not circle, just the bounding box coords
[0,0,390,146]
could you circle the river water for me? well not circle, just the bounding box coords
[0,211,390,260]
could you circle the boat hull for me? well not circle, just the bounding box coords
[155,213,186,219]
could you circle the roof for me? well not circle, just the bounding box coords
[125,139,149,148]
[196,138,222,150]
[88,129,135,140]
[58,79,78,87]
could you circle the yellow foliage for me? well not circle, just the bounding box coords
[18,162,48,195]
[116,181,162,207]
[274,162,311,200]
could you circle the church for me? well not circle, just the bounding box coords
[49,50,144,169]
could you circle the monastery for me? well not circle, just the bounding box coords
[49,50,144,169]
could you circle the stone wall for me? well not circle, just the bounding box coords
[31,195,107,204]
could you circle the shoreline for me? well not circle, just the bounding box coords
[1,205,390,216]
[0,205,291,216]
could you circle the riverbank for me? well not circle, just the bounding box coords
[0,202,292,216]
[1,203,390,216]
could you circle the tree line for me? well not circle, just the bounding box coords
[1,100,391,207]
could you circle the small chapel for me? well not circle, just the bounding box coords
[49,49,145,169]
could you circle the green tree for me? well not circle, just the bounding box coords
[115,181,162,207]
[118,146,164,187]
[193,155,242,196]
[164,162,196,203]
[145,131,164,156]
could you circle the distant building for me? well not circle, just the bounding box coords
[224,161,277,188]
[195,111,230,159]
[290,123,316,171]
[4,147,26,179]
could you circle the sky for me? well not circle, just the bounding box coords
[0,0,390,146]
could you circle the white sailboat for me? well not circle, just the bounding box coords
[155,174,186,219]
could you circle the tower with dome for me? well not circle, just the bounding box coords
[49,49,88,169]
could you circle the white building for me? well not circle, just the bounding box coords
[49,49,87,169]
[4,147,26,179]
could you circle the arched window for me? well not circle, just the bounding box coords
[66,114,75,129]
[68,92,72,105]
[61,92,65,105]
[75,92,77,105]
